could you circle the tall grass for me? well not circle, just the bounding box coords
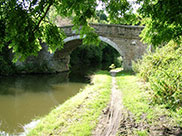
[133,41,182,110]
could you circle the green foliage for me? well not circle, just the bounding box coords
[80,25,100,46]
[1,0,181,63]
[0,47,15,75]
[138,0,182,46]
[2,0,181,64]
[70,44,102,65]
[42,23,65,53]
[133,41,182,110]
[106,0,132,24]
[149,59,182,109]
[70,42,121,68]
[96,10,108,23]
[109,64,115,70]
[135,130,148,136]
[0,0,64,61]
[16,61,53,74]
[0,56,14,75]
[116,71,181,135]
[0,0,137,62]
[46,6,58,24]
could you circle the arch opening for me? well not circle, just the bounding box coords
[64,35,124,59]
[63,35,123,72]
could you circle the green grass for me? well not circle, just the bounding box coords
[27,71,112,136]
[116,71,181,135]
[134,130,148,136]
[116,72,153,121]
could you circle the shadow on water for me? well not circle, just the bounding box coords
[0,72,69,95]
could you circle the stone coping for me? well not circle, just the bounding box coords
[59,23,144,30]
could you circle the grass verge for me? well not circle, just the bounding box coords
[27,71,112,136]
[116,71,182,136]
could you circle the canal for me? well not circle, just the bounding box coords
[0,70,91,135]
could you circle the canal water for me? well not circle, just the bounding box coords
[0,71,90,135]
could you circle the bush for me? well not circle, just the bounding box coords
[149,59,182,109]
[133,41,182,110]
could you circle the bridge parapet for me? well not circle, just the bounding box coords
[60,24,144,39]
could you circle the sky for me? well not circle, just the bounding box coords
[96,0,140,13]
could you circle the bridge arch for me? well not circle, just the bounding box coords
[63,35,124,58]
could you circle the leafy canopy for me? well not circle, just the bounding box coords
[138,0,182,46]
[0,0,132,61]
[0,0,182,61]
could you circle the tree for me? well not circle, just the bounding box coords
[96,10,108,23]
[0,0,65,62]
[1,0,181,62]
[137,0,182,46]
[0,0,132,61]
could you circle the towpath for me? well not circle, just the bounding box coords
[92,70,122,136]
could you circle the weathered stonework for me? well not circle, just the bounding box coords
[61,24,147,70]
[16,24,147,73]
[15,43,73,73]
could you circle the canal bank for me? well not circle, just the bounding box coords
[26,70,182,136]
[0,71,87,135]
[0,63,113,135]
[26,71,112,136]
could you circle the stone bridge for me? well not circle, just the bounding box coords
[16,24,147,73]
[59,24,146,70]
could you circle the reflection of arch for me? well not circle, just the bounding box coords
[63,35,123,57]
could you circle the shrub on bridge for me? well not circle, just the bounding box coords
[133,41,182,110]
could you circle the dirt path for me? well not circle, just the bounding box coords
[92,70,123,136]
[92,70,182,136]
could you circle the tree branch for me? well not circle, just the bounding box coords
[33,2,53,33]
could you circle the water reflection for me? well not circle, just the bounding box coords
[0,72,86,134]
[0,72,69,95]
